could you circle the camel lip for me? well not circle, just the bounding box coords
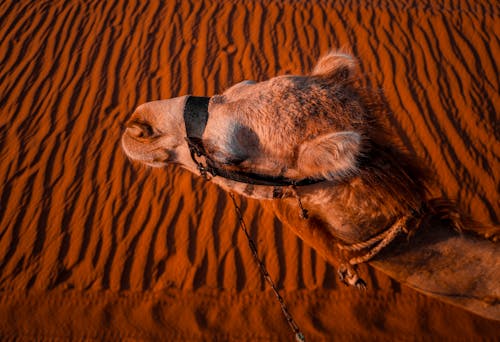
[121,131,170,165]
[126,154,169,168]
[142,160,168,168]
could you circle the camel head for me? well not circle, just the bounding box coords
[122,50,500,276]
[122,52,370,197]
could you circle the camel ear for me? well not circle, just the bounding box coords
[297,131,362,179]
[311,51,357,82]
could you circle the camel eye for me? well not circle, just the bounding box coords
[126,119,156,139]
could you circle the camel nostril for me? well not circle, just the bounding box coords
[126,119,155,138]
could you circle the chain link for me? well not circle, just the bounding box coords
[229,193,306,341]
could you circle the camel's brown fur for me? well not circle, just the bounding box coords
[122,51,499,246]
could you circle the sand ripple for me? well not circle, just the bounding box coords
[0,0,498,339]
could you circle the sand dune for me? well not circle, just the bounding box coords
[0,0,499,339]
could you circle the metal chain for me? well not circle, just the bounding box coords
[229,193,306,342]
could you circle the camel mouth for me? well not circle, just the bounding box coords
[124,119,161,140]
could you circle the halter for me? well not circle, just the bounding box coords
[183,96,324,189]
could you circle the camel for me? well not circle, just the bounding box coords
[122,52,500,321]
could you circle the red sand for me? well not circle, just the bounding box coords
[0,1,499,339]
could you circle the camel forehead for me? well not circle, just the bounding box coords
[222,75,296,97]
[207,77,305,136]
[216,75,310,109]
[207,73,355,139]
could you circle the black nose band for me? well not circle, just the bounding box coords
[183,96,210,139]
